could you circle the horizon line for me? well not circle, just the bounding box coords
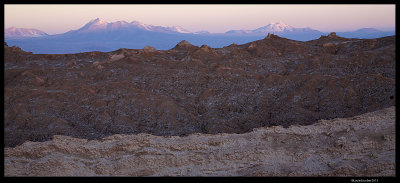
[5,18,396,36]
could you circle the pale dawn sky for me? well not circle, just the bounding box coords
[4,4,396,35]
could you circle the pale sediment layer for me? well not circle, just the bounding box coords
[4,106,395,176]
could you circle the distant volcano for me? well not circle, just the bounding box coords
[68,18,192,34]
[4,18,395,54]
[225,21,322,35]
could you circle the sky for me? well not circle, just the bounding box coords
[4,4,396,35]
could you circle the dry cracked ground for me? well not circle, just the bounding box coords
[4,33,396,176]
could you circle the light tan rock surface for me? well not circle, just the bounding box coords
[4,106,395,176]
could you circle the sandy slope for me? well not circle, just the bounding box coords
[4,106,395,176]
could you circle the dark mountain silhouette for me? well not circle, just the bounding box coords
[336,28,395,39]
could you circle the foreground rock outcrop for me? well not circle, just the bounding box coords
[4,106,395,176]
[4,34,395,147]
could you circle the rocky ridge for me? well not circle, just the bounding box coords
[4,33,396,147]
[4,106,395,176]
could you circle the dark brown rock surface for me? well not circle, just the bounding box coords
[4,35,395,147]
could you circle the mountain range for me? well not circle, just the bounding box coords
[5,27,48,39]
[64,18,193,34]
[5,18,395,54]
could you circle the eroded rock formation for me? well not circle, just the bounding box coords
[4,106,395,176]
[4,34,396,147]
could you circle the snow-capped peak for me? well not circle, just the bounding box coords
[168,26,191,33]
[5,27,48,39]
[88,18,108,25]
[258,21,294,32]
[78,18,109,32]
[130,20,153,30]
[114,20,129,25]
[271,20,288,26]
[225,21,308,35]
[73,18,194,34]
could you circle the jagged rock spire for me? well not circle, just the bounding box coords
[172,40,198,50]
[176,40,192,47]
[265,33,279,39]
[143,46,156,52]
[327,32,338,38]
